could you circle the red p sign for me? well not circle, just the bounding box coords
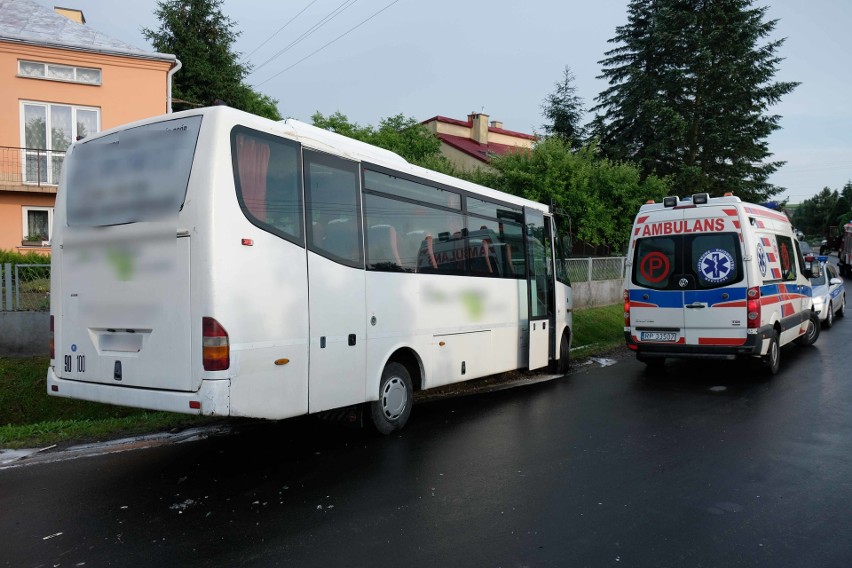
[640,252,671,284]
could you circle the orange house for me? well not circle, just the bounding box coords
[0,1,179,254]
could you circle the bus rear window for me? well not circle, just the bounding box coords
[65,116,202,227]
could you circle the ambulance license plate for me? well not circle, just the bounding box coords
[640,331,677,342]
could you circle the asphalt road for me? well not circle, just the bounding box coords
[3,290,852,567]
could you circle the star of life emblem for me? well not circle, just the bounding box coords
[757,243,767,277]
[698,248,734,284]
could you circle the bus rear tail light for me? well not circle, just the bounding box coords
[623,290,631,327]
[203,317,230,371]
[747,287,761,329]
[49,315,55,360]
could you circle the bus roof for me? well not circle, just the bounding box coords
[76,106,551,214]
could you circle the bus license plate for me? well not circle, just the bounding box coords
[640,331,677,342]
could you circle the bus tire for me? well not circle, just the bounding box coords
[550,331,570,375]
[764,331,780,375]
[369,362,413,435]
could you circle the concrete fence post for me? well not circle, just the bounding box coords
[587,258,593,282]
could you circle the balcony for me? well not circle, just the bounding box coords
[0,146,66,194]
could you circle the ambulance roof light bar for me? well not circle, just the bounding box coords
[663,196,679,208]
[692,193,710,205]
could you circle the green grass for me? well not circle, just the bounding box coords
[1,304,626,449]
[572,303,624,358]
[0,357,213,449]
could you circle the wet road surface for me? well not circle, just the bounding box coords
[3,298,852,567]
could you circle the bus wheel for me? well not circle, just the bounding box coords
[764,331,780,375]
[550,331,570,375]
[369,362,413,435]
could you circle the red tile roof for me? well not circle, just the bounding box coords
[422,115,535,164]
[422,115,536,141]
[437,133,529,164]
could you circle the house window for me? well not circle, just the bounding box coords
[22,206,53,244]
[21,102,100,185]
[18,60,102,85]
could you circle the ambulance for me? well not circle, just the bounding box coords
[623,193,820,374]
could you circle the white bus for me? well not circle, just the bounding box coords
[47,106,572,433]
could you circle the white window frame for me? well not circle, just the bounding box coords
[17,59,102,85]
[20,101,101,185]
[22,206,54,245]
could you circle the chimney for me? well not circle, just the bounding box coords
[490,120,503,130]
[54,7,86,24]
[468,112,489,145]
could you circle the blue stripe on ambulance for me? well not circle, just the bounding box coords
[629,288,748,308]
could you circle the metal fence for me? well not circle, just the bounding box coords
[1,263,51,312]
[0,257,626,312]
[0,146,65,187]
[565,257,626,283]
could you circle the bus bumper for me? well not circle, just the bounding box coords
[46,366,231,416]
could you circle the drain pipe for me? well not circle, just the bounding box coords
[167,58,182,113]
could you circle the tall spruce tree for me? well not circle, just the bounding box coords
[541,66,586,149]
[590,0,798,202]
[143,0,281,119]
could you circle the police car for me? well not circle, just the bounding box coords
[808,255,845,328]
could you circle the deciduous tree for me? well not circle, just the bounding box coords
[311,111,445,166]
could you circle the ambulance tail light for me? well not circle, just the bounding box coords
[623,290,631,327]
[746,287,761,329]
[202,317,230,371]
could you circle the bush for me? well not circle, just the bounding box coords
[0,249,50,265]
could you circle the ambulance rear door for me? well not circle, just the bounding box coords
[628,208,686,347]
[680,206,748,346]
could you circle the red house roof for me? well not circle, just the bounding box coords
[436,134,528,164]
[422,115,535,164]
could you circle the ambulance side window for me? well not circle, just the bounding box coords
[775,235,798,281]
[633,237,676,289]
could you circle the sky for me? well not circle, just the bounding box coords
[33,0,852,204]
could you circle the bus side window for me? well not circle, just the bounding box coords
[304,150,363,267]
[233,128,303,243]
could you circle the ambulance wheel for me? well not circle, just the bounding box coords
[369,362,413,435]
[795,313,820,346]
[764,332,780,375]
[825,302,834,328]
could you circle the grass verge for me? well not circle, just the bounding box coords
[571,303,624,358]
[1,303,625,450]
[0,357,214,449]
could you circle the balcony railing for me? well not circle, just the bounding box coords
[0,146,66,188]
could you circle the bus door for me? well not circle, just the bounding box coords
[525,208,553,370]
[304,150,367,412]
